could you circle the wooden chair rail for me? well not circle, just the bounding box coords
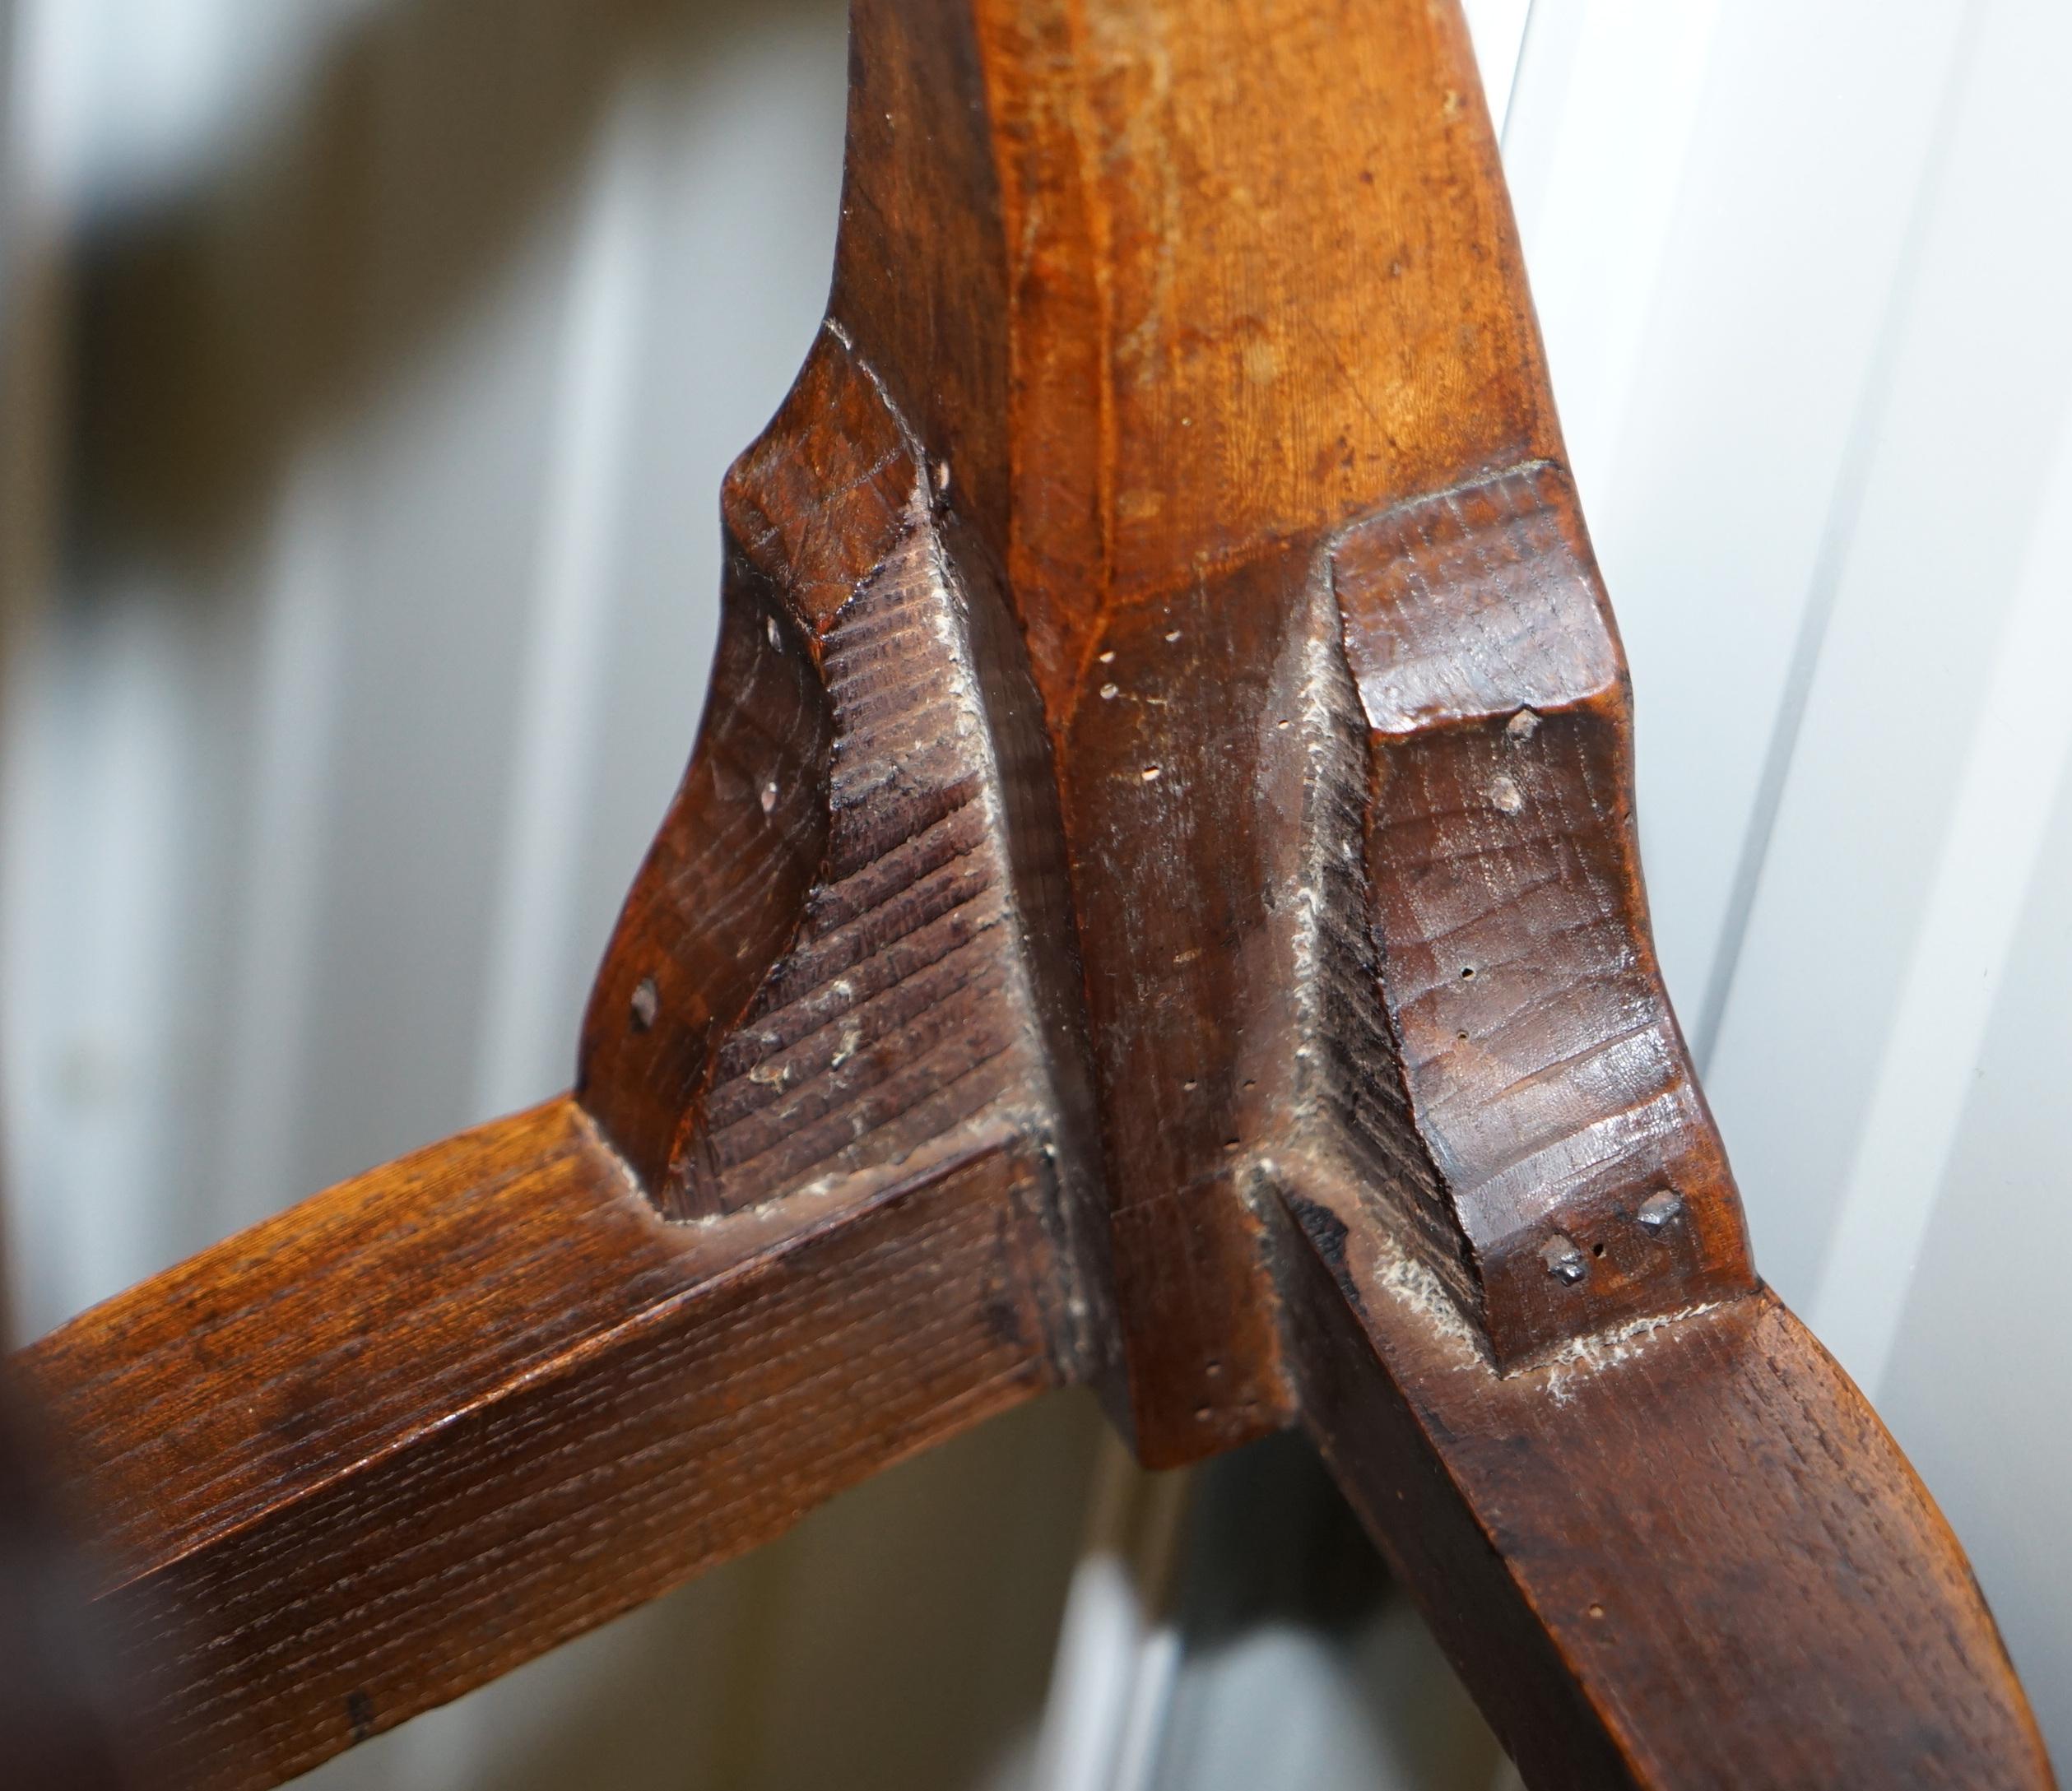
[22,1102,1070,1788]
[11,1,2053,1786]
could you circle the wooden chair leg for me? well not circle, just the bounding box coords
[12,2,2053,1786]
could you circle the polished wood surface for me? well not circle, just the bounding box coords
[11,1,2052,1785]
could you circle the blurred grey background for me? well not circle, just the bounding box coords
[0,0,2065,1784]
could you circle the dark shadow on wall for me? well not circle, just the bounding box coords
[1150,1433,1505,1791]
[66,0,834,580]
[25,0,856,1309]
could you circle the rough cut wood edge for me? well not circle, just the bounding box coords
[927,0,1745,1444]
[17,1098,1075,1789]
[918,0,2051,1775]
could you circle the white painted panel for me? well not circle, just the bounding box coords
[1878,746,2072,1743]
[1503,0,1728,511]
[1512,0,1971,1034]
[1809,405,2072,1389]
[1459,0,1531,132]
[1705,0,2072,1311]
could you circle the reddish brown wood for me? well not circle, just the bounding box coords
[20,1100,1080,1789]
[1333,460,1751,1361]
[851,0,1752,1450]
[579,328,1109,1302]
[7,0,2054,1785]
[1279,1162,2049,1789]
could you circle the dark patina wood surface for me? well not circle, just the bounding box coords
[12,1,2053,1786]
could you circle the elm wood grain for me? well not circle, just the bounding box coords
[1273,1162,2053,1789]
[20,1098,1075,1790]
[7,0,2054,1784]
[20,307,1121,1787]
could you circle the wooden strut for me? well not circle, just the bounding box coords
[11,2,2052,1787]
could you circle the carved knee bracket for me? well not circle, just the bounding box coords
[1331,461,1754,1362]
[576,329,1117,1390]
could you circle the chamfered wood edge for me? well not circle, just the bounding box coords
[575,313,1121,1391]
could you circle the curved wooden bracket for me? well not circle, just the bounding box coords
[576,327,1108,1321]
[1332,458,1752,1362]
[11,2,2052,1787]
